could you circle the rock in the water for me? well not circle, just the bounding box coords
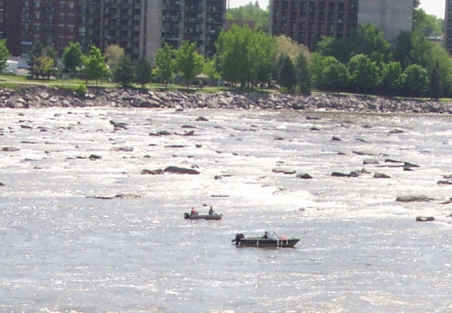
[331,136,342,141]
[416,216,435,222]
[141,169,164,175]
[196,116,209,122]
[164,166,200,175]
[396,195,434,202]
[149,130,172,136]
[1,147,20,152]
[89,154,102,160]
[363,159,379,165]
[297,173,313,179]
[389,129,404,134]
[272,168,296,175]
[374,172,391,179]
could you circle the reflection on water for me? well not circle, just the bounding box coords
[1,108,452,312]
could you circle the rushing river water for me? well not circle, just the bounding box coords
[1,107,452,313]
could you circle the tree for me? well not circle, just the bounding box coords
[82,46,110,85]
[393,32,414,68]
[105,44,125,74]
[0,39,10,73]
[312,56,349,91]
[316,24,391,64]
[135,58,152,88]
[154,43,175,85]
[226,2,270,32]
[278,54,296,92]
[113,55,134,87]
[403,64,429,97]
[429,61,442,99]
[275,35,309,62]
[175,41,204,86]
[216,25,276,88]
[413,8,443,38]
[203,58,220,81]
[348,54,380,93]
[33,56,55,80]
[380,62,404,95]
[62,42,83,74]
[295,51,311,95]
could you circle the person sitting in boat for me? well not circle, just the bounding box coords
[263,231,269,239]
[191,208,198,215]
[208,206,214,215]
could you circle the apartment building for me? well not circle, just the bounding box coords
[271,0,412,50]
[0,0,225,61]
[446,0,452,53]
[103,0,226,62]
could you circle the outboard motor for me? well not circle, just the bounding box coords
[232,233,244,245]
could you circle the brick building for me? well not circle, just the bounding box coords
[271,0,412,51]
[0,0,226,62]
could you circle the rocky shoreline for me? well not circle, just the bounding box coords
[0,86,451,114]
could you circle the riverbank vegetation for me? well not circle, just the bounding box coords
[0,1,450,100]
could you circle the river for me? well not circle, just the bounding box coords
[1,107,452,313]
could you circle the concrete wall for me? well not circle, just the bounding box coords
[144,0,163,63]
[358,0,413,41]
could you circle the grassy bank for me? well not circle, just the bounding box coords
[0,74,276,94]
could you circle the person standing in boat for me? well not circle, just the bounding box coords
[191,207,198,215]
[208,206,214,215]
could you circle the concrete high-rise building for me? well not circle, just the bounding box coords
[271,0,413,50]
[446,0,452,53]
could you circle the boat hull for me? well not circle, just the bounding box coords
[184,213,222,220]
[235,238,299,248]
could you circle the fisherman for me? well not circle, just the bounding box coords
[208,206,214,215]
[191,207,198,215]
[263,231,268,239]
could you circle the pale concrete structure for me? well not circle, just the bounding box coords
[446,0,452,53]
[358,0,413,41]
[271,0,413,50]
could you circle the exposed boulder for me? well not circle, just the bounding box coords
[164,166,200,175]
[141,169,164,175]
[396,195,434,202]
[416,216,435,222]
[374,172,391,179]
[297,173,313,179]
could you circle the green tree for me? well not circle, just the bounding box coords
[0,39,10,73]
[135,58,152,88]
[348,54,380,93]
[380,62,404,95]
[278,54,296,92]
[295,51,311,95]
[105,44,125,74]
[62,42,83,74]
[393,31,414,68]
[203,58,220,81]
[154,43,175,85]
[413,8,443,38]
[175,41,204,86]
[315,56,349,91]
[113,55,134,87]
[429,61,442,99]
[216,25,276,88]
[226,2,270,32]
[82,46,110,85]
[403,64,429,97]
[33,56,55,80]
[316,24,391,64]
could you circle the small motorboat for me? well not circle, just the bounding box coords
[184,212,223,220]
[232,231,299,248]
